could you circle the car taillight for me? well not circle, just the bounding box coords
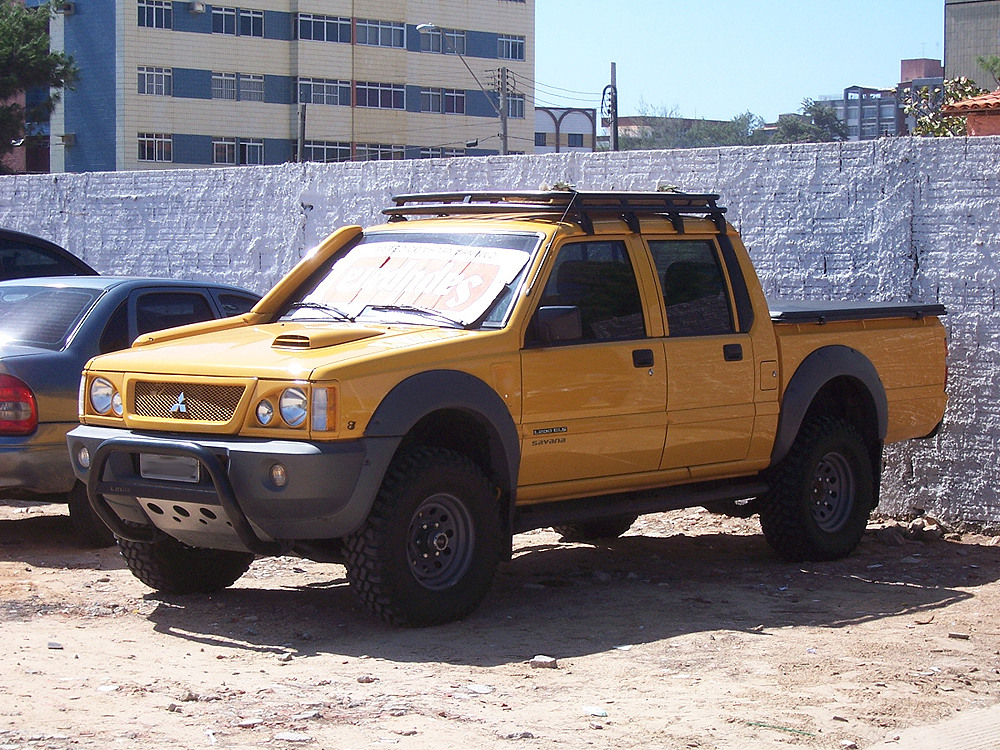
[0,374,38,435]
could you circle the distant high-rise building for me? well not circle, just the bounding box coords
[945,0,1000,85]
[48,0,535,172]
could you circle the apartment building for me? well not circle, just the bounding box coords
[48,0,535,172]
[945,0,1000,83]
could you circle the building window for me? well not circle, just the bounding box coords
[138,133,172,162]
[420,27,466,55]
[356,144,405,161]
[239,9,263,37]
[356,19,405,48]
[356,82,405,109]
[420,88,464,114]
[213,137,237,165]
[498,34,525,60]
[212,6,236,34]
[297,13,351,42]
[507,93,525,119]
[138,0,171,29]
[534,132,547,147]
[212,72,238,100]
[568,133,584,147]
[298,77,351,106]
[301,140,351,163]
[137,66,172,96]
[420,147,465,158]
[240,139,264,165]
[240,74,264,102]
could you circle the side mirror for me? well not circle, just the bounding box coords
[536,305,582,344]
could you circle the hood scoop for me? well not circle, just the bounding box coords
[272,327,383,350]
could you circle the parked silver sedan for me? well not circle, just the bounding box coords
[0,276,260,545]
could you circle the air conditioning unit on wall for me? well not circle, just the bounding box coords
[55,2,75,14]
[190,1,206,13]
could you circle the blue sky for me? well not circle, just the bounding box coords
[533,0,945,123]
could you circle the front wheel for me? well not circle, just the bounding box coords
[118,534,254,594]
[344,447,502,627]
[758,416,874,561]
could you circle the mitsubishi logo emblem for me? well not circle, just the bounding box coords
[169,392,188,416]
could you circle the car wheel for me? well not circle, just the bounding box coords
[344,447,502,627]
[758,416,874,561]
[117,534,255,594]
[67,481,116,548]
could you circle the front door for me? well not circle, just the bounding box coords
[520,239,666,485]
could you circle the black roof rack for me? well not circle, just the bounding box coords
[383,190,728,235]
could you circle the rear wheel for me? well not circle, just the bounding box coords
[67,481,116,548]
[344,447,502,627]
[758,416,874,561]
[118,534,254,594]
[554,514,637,542]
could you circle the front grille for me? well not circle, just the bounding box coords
[133,381,245,422]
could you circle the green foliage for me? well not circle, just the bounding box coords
[977,55,1000,89]
[768,99,847,144]
[0,0,78,171]
[902,77,987,137]
[619,102,767,150]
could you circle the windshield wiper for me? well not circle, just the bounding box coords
[285,301,354,321]
[363,304,466,329]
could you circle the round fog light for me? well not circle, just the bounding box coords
[77,445,91,469]
[269,463,288,488]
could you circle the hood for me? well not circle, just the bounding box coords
[87,322,471,379]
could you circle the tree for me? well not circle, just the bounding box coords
[619,102,766,150]
[768,99,847,144]
[977,55,1000,89]
[902,77,988,137]
[0,1,78,171]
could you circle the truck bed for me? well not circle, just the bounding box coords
[768,299,947,325]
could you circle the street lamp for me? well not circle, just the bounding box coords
[416,22,508,155]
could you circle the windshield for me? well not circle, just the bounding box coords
[0,285,100,349]
[281,231,540,328]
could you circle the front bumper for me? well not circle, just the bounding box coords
[66,425,400,554]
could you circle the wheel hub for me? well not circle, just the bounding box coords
[810,450,855,533]
[407,492,475,590]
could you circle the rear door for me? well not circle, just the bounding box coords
[519,237,666,485]
[645,237,756,472]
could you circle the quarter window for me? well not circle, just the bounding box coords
[648,240,734,337]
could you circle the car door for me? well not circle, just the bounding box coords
[519,238,666,485]
[128,288,221,343]
[646,237,756,473]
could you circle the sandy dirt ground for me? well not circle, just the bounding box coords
[2,500,999,750]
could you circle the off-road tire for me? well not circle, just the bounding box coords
[118,535,254,594]
[344,447,502,627]
[758,416,874,561]
[67,481,116,548]
[554,514,637,542]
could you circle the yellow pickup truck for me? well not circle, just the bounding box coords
[67,191,947,626]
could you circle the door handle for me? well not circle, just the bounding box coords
[632,348,654,368]
[723,343,743,362]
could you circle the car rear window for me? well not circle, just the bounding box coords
[0,286,99,349]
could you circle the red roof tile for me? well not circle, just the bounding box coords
[941,90,1000,114]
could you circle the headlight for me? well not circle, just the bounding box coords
[89,378,115,415]
[256,399,274,425]
[279,387,307,427]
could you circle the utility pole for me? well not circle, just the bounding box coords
[610,63,619,151]
[297,103,307,162]
[498,66,509,156]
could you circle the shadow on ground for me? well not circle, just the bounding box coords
[140,527,997,667]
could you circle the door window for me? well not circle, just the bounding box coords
[135,292,214,335]
[648,240,734,337]
[529,240,645,344]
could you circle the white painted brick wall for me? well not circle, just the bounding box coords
[1,137,997,525]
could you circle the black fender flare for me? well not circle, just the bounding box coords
[366,368,521,511]
[770,345,887,467]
